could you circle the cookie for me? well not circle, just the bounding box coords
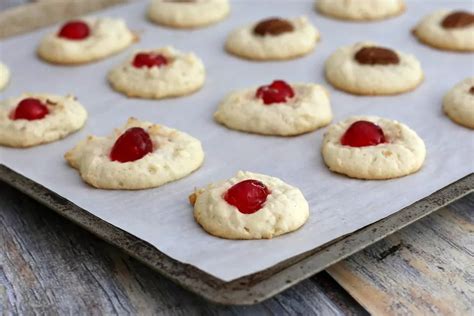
[108,46,206,99]
[322,116,426,180]
[413,10,474,52]
[443,77,474,129]
[38,17,136,65]
[190,171,309,239]
[65,118,204,190]
[214,80,332,136]
[0,62,10,91]
[0,93,87,148]
[316,0,405,21]
[148,0,230,29]
[225,16,319,61]
[325,42,423,95]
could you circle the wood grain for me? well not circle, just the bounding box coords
[327,193,474,316]
[0,181,366,314]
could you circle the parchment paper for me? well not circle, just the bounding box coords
[0,0,473,282]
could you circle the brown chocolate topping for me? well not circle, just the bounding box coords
[253,18,294,36]
[354,46,400,65]
[469,86,474,94]
[441,11,474,28]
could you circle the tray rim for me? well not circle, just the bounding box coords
[1,164,472,305]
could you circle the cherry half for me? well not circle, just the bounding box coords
[256,80,295,105]
[110,127,154,163]
[58,20,90,40]
[133,53,168,68]
[12,98,49,121]
[341,121,387,147]
[224,180,271,214]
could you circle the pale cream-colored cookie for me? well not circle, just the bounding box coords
[225,16,319,61]
[190,171,309,239]
[322,116,426,180]
[148,0,230,29]
[325,42,423,95]
[316,0,405,21]
[38,17,136,65]
[108,46,206,99]
[443,78,474,129]
[0,93,87,148]
[214,81,332,136]
[65,118,204,190]
[413,10,474,52]
[0,62,10,91]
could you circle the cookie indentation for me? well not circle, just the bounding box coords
[253,18,294,36]
[441,11,474,29]
[354,46,399,65]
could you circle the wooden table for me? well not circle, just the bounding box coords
[1,181,472,314]
[1,1,473,314]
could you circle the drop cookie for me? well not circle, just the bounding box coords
[322,116,426,180]
[225,16,319,61]
[108,46,206,99]
[38,17,136,65]
[316,0,405,21]
[325,42,423,95]
[443,77,474,129]
[413,10,474,52]
[65,118,204,190]
[214,80,332,136]
[190,171,309,239]
[0,62,10,91]
[0,94,87,148]
[148,0,230,29]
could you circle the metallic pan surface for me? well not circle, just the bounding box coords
[1,165,472,305]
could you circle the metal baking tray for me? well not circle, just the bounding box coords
[1,165,472,304]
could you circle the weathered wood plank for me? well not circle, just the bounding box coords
[0,181,365,314]
[327,193,474,316]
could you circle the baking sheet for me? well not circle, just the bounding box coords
[0,0,473,282]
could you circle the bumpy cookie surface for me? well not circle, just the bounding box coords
[148,0,230,28]
[413,10,474,52]
[65,118,204,190]
[214,83,332,136]
[0,62,10,91]
[108,46,206,99]
[38,17,135,64]
[225,16,319,60]
[443,77,474,129]
[191,171,309,239]
[0,93,87,147]
[325,42,423,95]
[316,0,405,21]
[322,116,426,179]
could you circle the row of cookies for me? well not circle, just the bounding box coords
[1,71,472,147]
[0,95,425,240]
[0,5,470,75]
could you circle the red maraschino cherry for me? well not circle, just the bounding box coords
[256,80,295,105]
[58,20,90,40]
[12,98,49,121]
[341,121,387,147]
[110,127,154,163]
[224,180,271,214]
[133,53,168,68]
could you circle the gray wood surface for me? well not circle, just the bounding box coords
[0,181,366,315]
[328,194,474,316]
